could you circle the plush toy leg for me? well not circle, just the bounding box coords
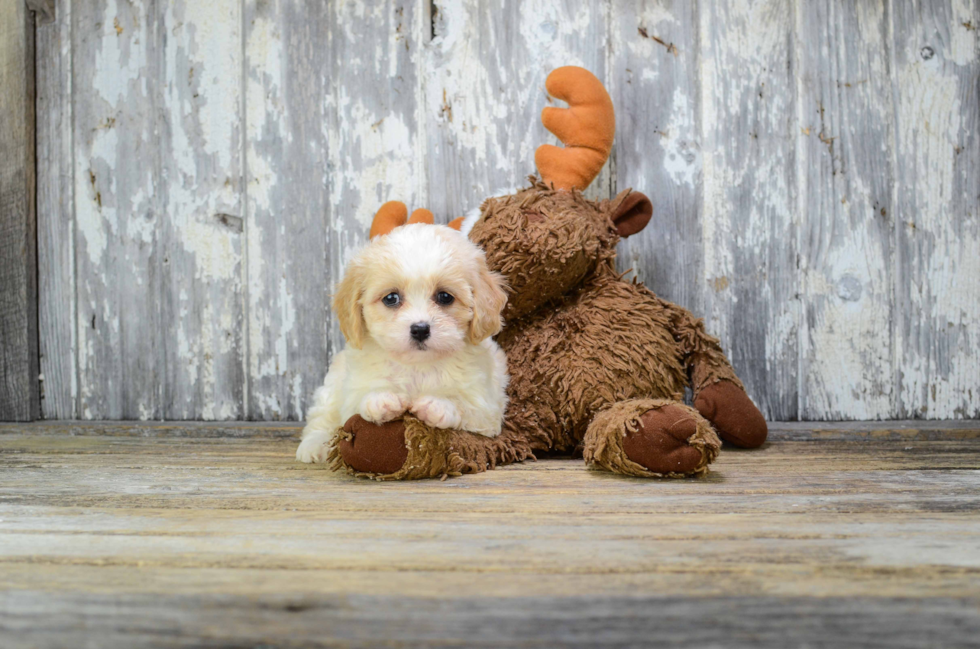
[328,415,533,480]
[582,399,720,478]
[652,295,769,449]
[688,345,768,449]
[693,380,768,448]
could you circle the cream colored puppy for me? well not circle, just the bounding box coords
[296,223,509,464]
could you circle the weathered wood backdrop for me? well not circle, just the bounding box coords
[35,0,978,422]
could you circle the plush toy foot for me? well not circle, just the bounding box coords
[336,415,409,475]
[694,380,768,449]
[623,405,710,475]
[583,399,720,478]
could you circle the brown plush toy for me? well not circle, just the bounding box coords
[328,67,767,480]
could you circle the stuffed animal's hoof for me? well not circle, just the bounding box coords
[336,415,409,475]
[622,405,706,475]
[694,381,768,449]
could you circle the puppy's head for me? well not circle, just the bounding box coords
[334,224,507,361]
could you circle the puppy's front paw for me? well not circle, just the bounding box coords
[411,396,462,430]
[296,433,331,464]
[359,392,407,424]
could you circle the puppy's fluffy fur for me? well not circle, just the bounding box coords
[297,224,509,463]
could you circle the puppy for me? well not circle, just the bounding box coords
[296,223,509,464]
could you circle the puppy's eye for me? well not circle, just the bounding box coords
[381,292,401,308]
[434,291,455,306]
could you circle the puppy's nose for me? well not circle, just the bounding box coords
[410,322,431,342]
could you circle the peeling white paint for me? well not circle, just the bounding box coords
[244,5,285,416]
[896,42,978,418]
[181,221,239,280]
[76,131,117,265]
[793,0,899,419]
[330,96,417,228]
[950,0,977,66]
[276,275,295,378]
[661,87,699,187]
[803,229,894,419]
[699,0,797,419]
[91,0,145,106]
[423,0,602,213]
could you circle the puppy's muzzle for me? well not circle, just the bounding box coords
[410,322,431,343]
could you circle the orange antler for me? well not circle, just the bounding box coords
[408,208,434,225]
[535,67,615,191]
[370,204,438,239]
[369,201,408,239]
[446,216,465,231]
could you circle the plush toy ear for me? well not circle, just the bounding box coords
[606,189,653,237]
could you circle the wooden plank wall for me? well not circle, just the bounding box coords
[34,0,979,422]
[0,0,40,421]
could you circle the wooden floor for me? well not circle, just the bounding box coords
[1,421,979,648]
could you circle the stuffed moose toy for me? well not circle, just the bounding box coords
[324,66,767,480]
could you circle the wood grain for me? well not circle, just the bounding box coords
[243,0,330,420]
[71,0,164,419]
[611,0,704,316]
[797,1,896,418]
[70,0,244,420]
[26,0,54,25]
[0,422,978,646]
[36,0,75,418]
[423,0,611,221]
[159,0,245,420]
[3,591,977,649]
[699,0,799,422]
[0,0,39,421]
[892,0,980,419]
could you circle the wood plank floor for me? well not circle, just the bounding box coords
[1,421,979,648]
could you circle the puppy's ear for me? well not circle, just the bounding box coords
[333,262,367,349]
[468,257,508,344]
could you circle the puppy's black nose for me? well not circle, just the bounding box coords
[410,322,430,342]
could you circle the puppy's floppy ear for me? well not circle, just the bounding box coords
[468,256,508,344]
[333,261,367,349]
